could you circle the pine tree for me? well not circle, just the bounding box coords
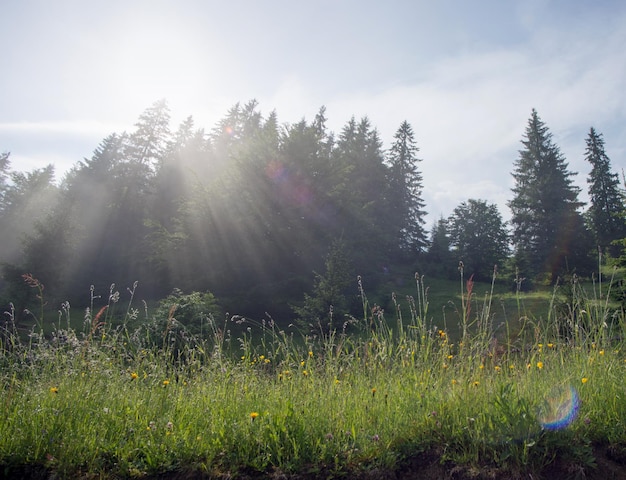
[387,121,428,254]
[584,127,626,258]
[508,109,591,282]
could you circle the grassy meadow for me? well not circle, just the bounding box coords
[1,270,626,479]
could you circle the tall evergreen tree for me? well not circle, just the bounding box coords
[387,121,428,254]
[584,127,626,257]
[508,109,591,282]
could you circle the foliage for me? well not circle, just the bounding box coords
[509,109,593,283]
[292,240,353,333]
[584,127,626,258]
[0,273,624,479]
[447,199,509,281]
[387,120,428,255]
[0,102,619,323]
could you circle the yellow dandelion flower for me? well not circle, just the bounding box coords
[547,343,554,348]
[451,379,457,385]
[536,361,543,370]
[309,351,314,357]
[50,386,59,394]
[442,363,448,369]
[372,388,377,397]
[250,412,259,420]
[259,355,265,361]
[447,354,453,360]
[472,381,480,387]
[130,372,138,380]
[264,358,270,364]
[582,377,588,384]
[163,379,170,386]
[303,370,309,376]
[509,364,515,370]
[334,379,340,385]
[494,366,501,372]
[599,350,605,356]
[479,364,484,370]
[300,361,305,367]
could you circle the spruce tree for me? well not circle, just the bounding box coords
[387,121,428,254]
[584,127,626,258]
[508,109,590,282]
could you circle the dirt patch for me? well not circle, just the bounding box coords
[3,445,626,480]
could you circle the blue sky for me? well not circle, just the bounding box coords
[1,0,625,223]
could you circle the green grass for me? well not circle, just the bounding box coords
[1,271,625,479]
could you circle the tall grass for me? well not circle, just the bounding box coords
[1,270,625,478]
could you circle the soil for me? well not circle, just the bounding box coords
[3,445,626,480]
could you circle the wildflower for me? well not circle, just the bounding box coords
[473,381,479,387]
[264,358,270,364]
[166,421,173,431]
[438,330,446,338]
[130,372,138,380]
[250,412,259,420]
[50,386,59,394]
[303,370,309,376]
[334,379,340,385]
[599,350,605,356]
[259,355,265,361]
[451,379,457,385]
[309,351,314,357]
[148,421,156,431]
[447,354,453,360]
[371,434,380,442]
[372,387,377,397]
[494,366,501,373]
[479,364,484,370]
[163,379,170,387]
[300,361,305,367]
[582,377,588,384]
[536,361,543,370]
[442,363,448,369]
[547,343,554,348]
[325,433,334,440]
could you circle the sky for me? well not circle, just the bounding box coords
[1,0,625,225]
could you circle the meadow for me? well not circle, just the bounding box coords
[1,270,626,479]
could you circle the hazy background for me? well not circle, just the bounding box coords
[2,0,625,224]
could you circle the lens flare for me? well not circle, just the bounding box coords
[538,385,579,430]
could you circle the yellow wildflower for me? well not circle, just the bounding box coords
[536,361,544,370]
[130,372,138,380]
[250,412,259,420]
[50,386,59,394]
[582,377,588,384]
[163,379,170,386]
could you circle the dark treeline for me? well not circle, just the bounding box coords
[1,101,625,323]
